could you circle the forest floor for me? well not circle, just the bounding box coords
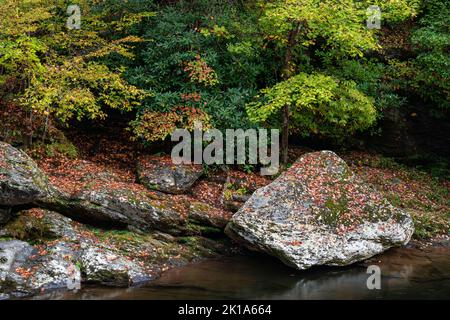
[26,126,449,243]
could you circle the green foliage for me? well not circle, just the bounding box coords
[412,211,449,239]
[360,0,421,23]
[126,1,271,142]
[44,141,78,159]
[328,59,407,112]
[258,0,379,59]
[0,0,150,132]
[246,73,376,140]
[1,0,447,152]
[410,0,449,109]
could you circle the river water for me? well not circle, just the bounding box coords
[31,244,449,300]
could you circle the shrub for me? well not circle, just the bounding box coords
[246,72,377,140]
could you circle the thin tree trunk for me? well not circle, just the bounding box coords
[280,22,301,165]
[281,105,289,164]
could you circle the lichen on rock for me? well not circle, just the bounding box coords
[0,142,50,206]
[226,151,415,270]
[137,155,203,194]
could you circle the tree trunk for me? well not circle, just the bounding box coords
[280,22,301,165]
[281,105,289,164]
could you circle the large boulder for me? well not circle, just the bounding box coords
[38,183,230,236]
[137,156,203,194]
[0,142,49,206]
[37,186,188,235]
[225,151,414,270]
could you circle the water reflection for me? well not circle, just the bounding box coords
[31,245,450,300]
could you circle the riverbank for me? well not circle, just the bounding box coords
[23,241,450,300]
[1,136,448,299]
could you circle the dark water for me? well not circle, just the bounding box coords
[34,245,450,300]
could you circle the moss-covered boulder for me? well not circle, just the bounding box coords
[37,185,193,235]
[137,156,203,194]
[40,186,191,234]
[226,151,414,270]
[1,208,77,242]
[0,142,49,206]
[0,209,234,298]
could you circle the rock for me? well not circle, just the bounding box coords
[137,156,203,194]
[222,181,252,212]
[0,241,34,280]
[0,208,234,298]
[225,151,414,270]
[0,238,148,296]
[75,187,188,234]
[71,188,187,234]
[0,240,82,297]
[188,201,231,230]
[0,142,49,206]
[0,240,35,297]
[79,245,151,286]
[2,208,78,241]
[25,242,81,293]
[37,186,189,235]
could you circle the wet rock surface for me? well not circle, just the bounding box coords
[226,151,415,270]
[137,156,203,194]
[0,142,49,206]
[0,209,233,298]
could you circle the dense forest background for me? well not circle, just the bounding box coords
[0,0,448,177]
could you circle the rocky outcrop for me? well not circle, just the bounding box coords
[0,209,232,298]
[137,156,203,194]
[79,245,151,286]
[38,183,233,236]
[188,201,232,233]
[226,151,414,270]
[0,208,78,241]
[37,186,192,235]
[0,142,49,206]
[0,143,227,237]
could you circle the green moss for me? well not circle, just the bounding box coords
[190,202,211,212]
[223,189,233,201]
[186,222,222,235]
[45,141,78,159]
[3,215,56,243]
[177,236,199,245]
[412,211,449,239]
[321,195,350,227]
